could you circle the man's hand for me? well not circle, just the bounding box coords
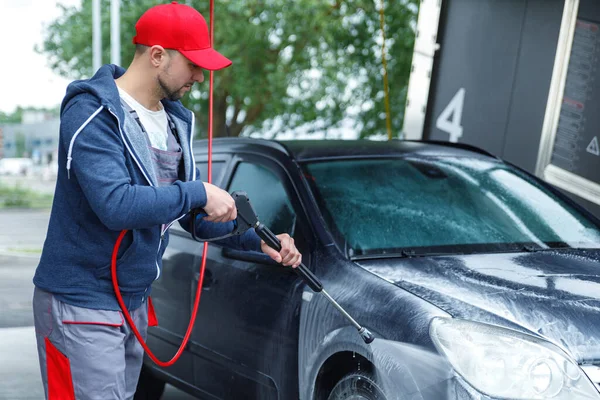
[261,233,302,268]
[202,182,237,223]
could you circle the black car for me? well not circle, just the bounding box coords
[135,138,600,400]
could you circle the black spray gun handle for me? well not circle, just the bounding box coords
[231,191,323,293]
[255,222,323,293]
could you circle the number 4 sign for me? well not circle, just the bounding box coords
[436,88,465,143]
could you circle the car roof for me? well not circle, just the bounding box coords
[196,137,498,162]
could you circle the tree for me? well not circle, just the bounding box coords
[40,0,417,138]
[0,106,59,124]
[0,110,22,125]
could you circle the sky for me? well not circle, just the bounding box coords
[0,0,82,113]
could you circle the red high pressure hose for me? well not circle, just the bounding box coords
[111,0,216,367]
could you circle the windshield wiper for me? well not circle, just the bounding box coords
[522,245,547,252]
[351,249,464,260]
[520,245,592,252]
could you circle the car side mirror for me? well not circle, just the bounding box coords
[222,247,282,267]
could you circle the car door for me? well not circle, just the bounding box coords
[147,155,230,385]
[190,154,310,400]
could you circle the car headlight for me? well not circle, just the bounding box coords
[429,317,599,399]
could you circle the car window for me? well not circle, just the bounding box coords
[304,156,600,257]
[197,161,227,186]
[228,162,296,235]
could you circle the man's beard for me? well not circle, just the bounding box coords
[158,75,188,101]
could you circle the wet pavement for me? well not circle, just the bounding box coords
[0,209,197,400]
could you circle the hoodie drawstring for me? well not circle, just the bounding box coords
[66,105,105,179]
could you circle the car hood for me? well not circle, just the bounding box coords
[357,249,600,362]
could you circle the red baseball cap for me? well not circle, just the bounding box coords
[133,1,232,71]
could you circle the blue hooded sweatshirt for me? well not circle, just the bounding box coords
[33,64,261,311]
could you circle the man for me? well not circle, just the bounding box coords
[32,2,302,399]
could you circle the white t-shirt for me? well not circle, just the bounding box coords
[117,87,169,151]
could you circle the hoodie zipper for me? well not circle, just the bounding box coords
[190,112,197,181]
[161,112,198,237]
[108,106,172,281]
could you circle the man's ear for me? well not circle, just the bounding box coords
[149,45,167,68]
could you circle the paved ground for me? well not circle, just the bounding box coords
[0,208,196,400]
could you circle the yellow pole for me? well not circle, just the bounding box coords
[379,0,393,140]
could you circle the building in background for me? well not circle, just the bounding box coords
[0,111,59,177]
[0,115,58,164]
[403,0,600,218]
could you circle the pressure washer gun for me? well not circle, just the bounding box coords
[191,191,374,344]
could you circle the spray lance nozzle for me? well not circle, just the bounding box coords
[192,191,374,344]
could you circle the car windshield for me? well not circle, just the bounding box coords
[303,156,600,257]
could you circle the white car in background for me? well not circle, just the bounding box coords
[0,158,34,176]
